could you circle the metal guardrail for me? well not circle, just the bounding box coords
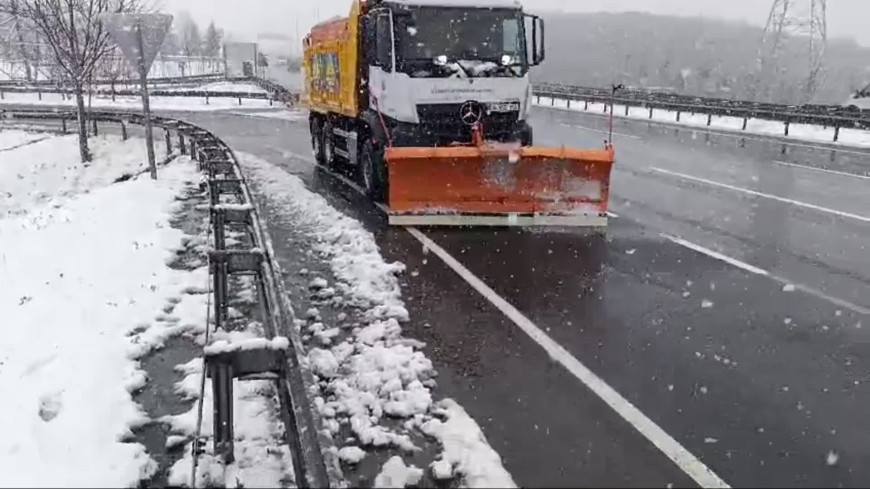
[534,82,870,141]
[0,73,227,88]
[0,107,342,488]
[0,75,300,105]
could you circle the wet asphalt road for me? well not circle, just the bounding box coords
[7,103,869,487]
[167,106,870,488]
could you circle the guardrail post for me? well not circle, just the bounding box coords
[205,94,210,105]
[566,99,571,109]
[550,97,555,106]
[38,91,42,101]
[707,114,713,126]
[676,111,681,122]
[584,100,588,110]
[61,118,67,133]
[212,253,228,330]
[0,89,4,100]
[833,126,840,142]
[120,121,128,140]
[624,105,629,116]
[742,118,748,130]
[238,96,242,106]
[784,121,790,136]
[205,343,285,466]
[649,107,654,119]
[209,356,235,464]
[165,129,172,153]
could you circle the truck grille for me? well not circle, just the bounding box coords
[416,104,520,143]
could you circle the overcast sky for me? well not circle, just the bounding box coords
[160,0,870,50]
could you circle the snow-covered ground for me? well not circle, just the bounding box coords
[0,129,50,151]
[536,96,870,148]
[238,153,517,488]
[0,92,274,112]
[0,133,197,485]
[0,131,293,487]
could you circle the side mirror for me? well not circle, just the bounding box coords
[526,14,545,66]
[375,13,394,71]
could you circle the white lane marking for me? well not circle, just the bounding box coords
[663,234,870,315]
[607,211,619,219]
[651,167,870,224]
[664,235,769,276]
[558,122,641,140]
[773,160,870,181]
[406,226,731,489]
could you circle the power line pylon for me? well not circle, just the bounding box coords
[752,0,827,103]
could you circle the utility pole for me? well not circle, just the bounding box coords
[751,0,827,103]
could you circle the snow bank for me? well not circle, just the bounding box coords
[0,92,274,112]
[0,134,167,218]
[0,140,202,486]
[374,456,423,488]
[536,96,870,148]
[238,153,516,487]
[422,400,517,488]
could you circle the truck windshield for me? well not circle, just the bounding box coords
[394,6,527,78]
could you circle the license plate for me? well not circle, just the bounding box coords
[488,102,520,113]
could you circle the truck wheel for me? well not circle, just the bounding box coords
[311,119,325,165]
[360,139,387,203]
[322,120,337,170]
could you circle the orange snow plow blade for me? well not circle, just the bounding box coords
[385,143,614,227]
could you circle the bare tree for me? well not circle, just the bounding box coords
[19,0,142,162]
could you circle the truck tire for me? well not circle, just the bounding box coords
[311,118,325,165]
[360,138,387,203]
[322,120,338,170]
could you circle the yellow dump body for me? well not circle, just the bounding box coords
[302,0,365,118]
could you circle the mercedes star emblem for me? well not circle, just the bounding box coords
[459,101,485,126]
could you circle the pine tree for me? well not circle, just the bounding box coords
[203,22,222,58]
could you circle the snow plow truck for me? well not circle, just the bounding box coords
[303,0,615,227]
